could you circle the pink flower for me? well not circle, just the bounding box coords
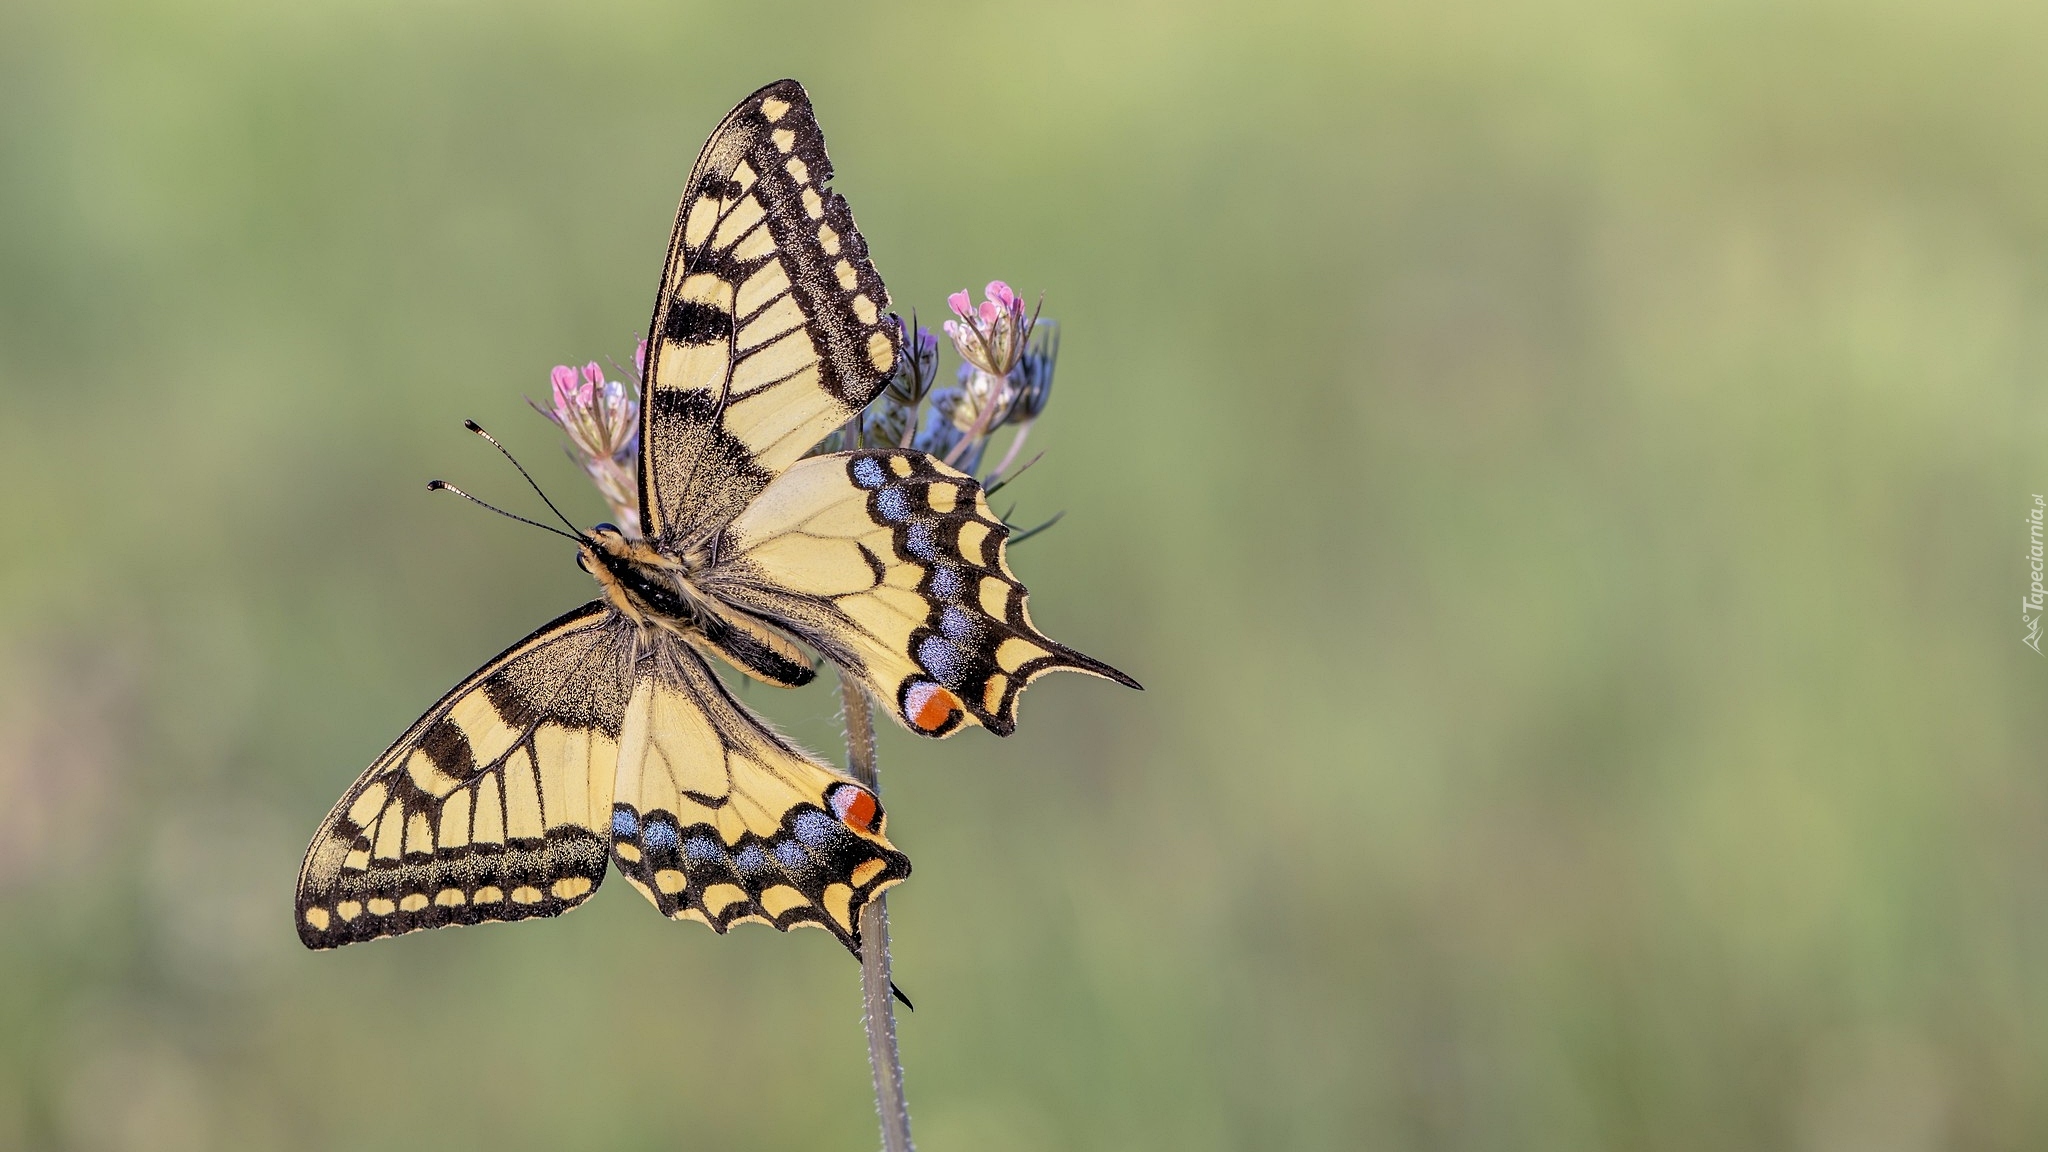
[550,364,581,419]
[942,280,1036,378]
[531,347,645,534]
[632,337,647,379]
[537,356,638,464]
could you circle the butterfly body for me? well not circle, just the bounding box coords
[298,79,1136,961]
[579,525,813,688]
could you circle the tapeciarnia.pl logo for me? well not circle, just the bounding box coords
[2027,495,2045,653]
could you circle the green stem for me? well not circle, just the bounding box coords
[839,674,915,1152]
[942,371,1007,469]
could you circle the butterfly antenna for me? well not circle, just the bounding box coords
[427,480,586,544]
[462,420,589,541]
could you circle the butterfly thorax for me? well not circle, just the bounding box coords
[579,525,815,689]
[578,526,703,629]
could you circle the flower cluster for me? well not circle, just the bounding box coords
[908,282,1055,478]
[530,340,642,532]
[539,281,1061,534]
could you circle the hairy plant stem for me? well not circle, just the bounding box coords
[839,674,915,1152]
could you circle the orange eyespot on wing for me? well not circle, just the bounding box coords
[901,681,963,736]
[825,781,883,835]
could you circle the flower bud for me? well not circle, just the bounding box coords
[1004,321,1058,425]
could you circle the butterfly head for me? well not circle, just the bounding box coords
[575,522,629,575]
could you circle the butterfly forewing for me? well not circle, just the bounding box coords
[640,78,901,546]
[608,636,909,953]
[706,450,1140,739]
[296,603,633,947]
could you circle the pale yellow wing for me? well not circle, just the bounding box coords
[608,636,909,955]
[296,603,633,947]
[638,78,900,546]
[704,449,1139,738]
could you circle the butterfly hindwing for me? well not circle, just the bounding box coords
[640,78,901,546]
[706,450,1140,739]
[297,602,633,947]
[607,635,909,954]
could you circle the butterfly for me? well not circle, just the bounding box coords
[296,79,1138,959]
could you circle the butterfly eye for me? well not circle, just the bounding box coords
[594,522,618,535]
[576,552,591,573]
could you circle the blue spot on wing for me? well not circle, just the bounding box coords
[642,821,679,853]
[773,840,810,872]
[940,605,976,643]
[684,836,725,863]
[874,487,912,522]
[905,523,938,562]
[792,810,837,846]
[611,808,640,838]
[929,566,962,599]
[851,457,886,489]
[918,634,968,687]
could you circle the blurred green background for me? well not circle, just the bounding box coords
[2,0,2043,1148]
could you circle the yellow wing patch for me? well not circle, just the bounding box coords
[607,640,908,953]
[707,450,1140,738]
[296,603,632,948]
